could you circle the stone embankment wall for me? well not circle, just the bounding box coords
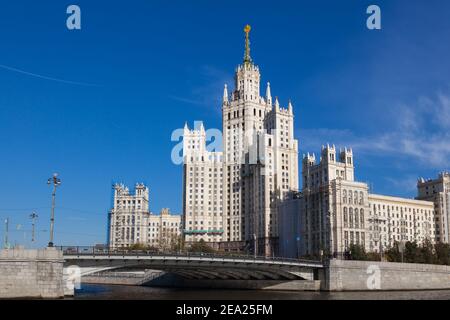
[0,248,65,299]
[321,259,450,291]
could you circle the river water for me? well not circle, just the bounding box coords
[73,284,450,300]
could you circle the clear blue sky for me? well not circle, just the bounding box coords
[1,1,449,247]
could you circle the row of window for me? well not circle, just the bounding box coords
[343,190,365,205]
[343,207,365,229]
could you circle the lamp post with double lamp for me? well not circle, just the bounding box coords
[47,173,61,247]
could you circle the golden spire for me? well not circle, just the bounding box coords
[243,24,252,64]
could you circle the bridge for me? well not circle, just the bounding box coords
[61,246,324,282]
[3,246,449,298]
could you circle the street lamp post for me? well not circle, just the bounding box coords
[4,218,9,249]
[253,233,257,258]
[29,211,38,243]
[47,173,61,247]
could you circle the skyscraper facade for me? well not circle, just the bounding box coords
[109,183,181,249]
[182,25,299,256]
[417,172,450,243]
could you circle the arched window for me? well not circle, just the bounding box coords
[343,207,348,228]
[360,209,365,228]
[354,191,358,204]
[355,210,359,228]
[360,191,364,205]
[343,190,347,204]
[349,208,354,228]
[349,191,353,204]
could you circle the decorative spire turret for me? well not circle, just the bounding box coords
[288,99,293,114]
[266,82,272,105]
[223,84,228,103]
[243,24,252,64]
[274,96,280,111]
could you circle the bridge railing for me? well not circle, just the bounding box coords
[59,246,321,265]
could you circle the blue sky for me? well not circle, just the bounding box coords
[0,1,449,247]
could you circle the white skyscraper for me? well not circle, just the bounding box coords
[182,25,299,256]
[182,122,224,245]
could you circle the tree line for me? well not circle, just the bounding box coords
[346,240,450,265]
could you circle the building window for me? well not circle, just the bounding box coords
[360,209,365,228]
[343,207,348,228]
[344,231,349,249]
[349,208,354,228]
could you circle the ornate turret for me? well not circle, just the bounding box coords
[266,82,272,105]
[223,84,229,104]
[199,121,205,133]
[274,96,280,111]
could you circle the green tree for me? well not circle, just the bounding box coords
[404,241,420,263]
[420,239,435,264]
[128,243,147,251]
[366,251,381,262]
[385,242,401,262]
[171,234,185,253]
[189,239,216,254]
[348,244,368,261]
[434,243,450,265]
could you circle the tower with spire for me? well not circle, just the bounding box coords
[183,25,299,256]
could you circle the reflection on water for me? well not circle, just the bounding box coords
[73,284,450,300]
